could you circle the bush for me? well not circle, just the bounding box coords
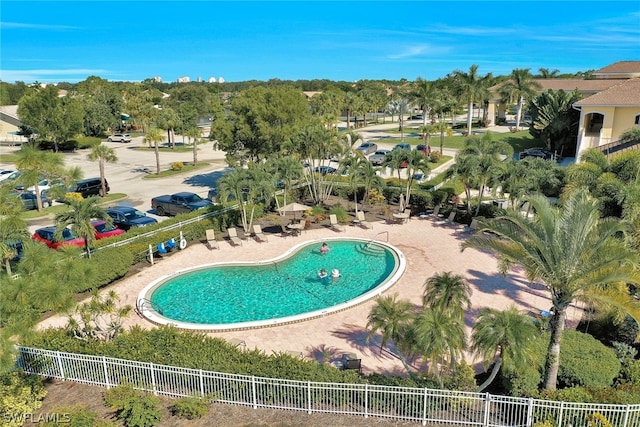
[170,396,209,419]
[429,151,442,163]
[328,204,349,222]
[41,405,117,426]
[559,331,620,388]
[0,372,46,427]
[64,192,83,203]
[83,247,134,291]
[104,384,162,427]
[170,162,184,171]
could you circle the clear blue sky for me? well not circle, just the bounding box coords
[2,1,639,84]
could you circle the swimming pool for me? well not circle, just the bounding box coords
[138,237,405,331]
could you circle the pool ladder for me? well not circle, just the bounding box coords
[365,231,389,248]
[136,298,164,316]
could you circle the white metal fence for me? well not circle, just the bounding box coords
[17,347,640,426]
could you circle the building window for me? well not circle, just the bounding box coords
[635,114,640,126]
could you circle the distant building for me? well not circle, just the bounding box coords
[208,77,217,83]
[153,76,162,83]
[177,76,190,83]
[218,77,225,83]
[197,76,202,83]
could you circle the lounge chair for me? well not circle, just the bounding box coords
[464,218,478,233]
[280,224,294,238]
[436,211,456,226]
[205,229,219,250]
[165,238,177,251]
[356,211,373,229]
[403,208,412,221]
[251,224,268,242]
[329,214,345,232]
[227,227,242,246]
[156,242,167,255]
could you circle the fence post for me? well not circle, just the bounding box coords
[103,356,110,389]
[150,363,157,395]
[364,383,369,418]
[199,369,205,398]
[307,381,312,414]
[422,388,428,426]
[526,397,533,426]
[149,244,154,265]
[483,392,491,427]
[252,376,257,409]
[622,404,630,427]
[55,351,64,379]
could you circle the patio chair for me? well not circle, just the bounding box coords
[329,214,345,232]
[436,211,456,226]
[280,224,294,238]
[251,224,268,242]
[156,242,168,256]
[403,208,412,221]
[356,211,373,229]
[227,227,243,246]
[165,238,177,251]
[205,229,219,250]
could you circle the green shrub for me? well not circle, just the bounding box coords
[104,384,162,427]
[0,372,46,427]
[429,151,442,163]
[41,405,117,426]
[170,396,209,419]
[328,204,349,222]
[83,247,134,291]
[559,331,620,388]
[170,162,184,171]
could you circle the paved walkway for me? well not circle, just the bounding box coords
[38,216,583,376]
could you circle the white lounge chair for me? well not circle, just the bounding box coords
[356,211,373,229]
[205,229,219,250]
[329,214,345,232]
[227,227,242,246]
[251,224,268,242]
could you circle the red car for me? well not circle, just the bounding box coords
[32,226,85,249]
[91,220,125,240]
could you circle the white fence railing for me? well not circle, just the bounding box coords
[17,347,640,427]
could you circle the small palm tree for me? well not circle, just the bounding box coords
[54,197,111,258]
[87,143,117,197]
[184,126,202,165]
[143,127,164,174]
[499,68,541,131]
[422,271,472,319]
[471,306,538,391]
[366,293,414,355]
[15,145,64,211]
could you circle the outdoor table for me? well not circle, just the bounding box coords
[287,223,304,235]
[392,212,410,223]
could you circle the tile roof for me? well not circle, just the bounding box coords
[574,78,640,106]
[594,61,640,75]
[490,79,620,94]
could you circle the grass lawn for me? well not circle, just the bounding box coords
[142,162,210,179]
[370,130,540,152]
[0,153,19,163]
[21,193,128,219]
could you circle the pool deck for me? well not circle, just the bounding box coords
[38,216,583,376]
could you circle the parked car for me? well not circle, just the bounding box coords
[0,170,21,182]
[14,191,51,210]
[409,114,423,120]
[393,143,412,152]
[369,149,390,166]
[416,144,431,155]
[32,226,85,249]
[151,192,213,216]
[412,173,427,183]
[106,206,158,230]
[69,177,109,198]
[107,133,132,143]
[91,220,126,239]
[314,166,337,176]
[355,142,378,155]
[519,147,557,161]
[0,169,15,182]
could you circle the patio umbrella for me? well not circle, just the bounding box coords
[277,202,311,218]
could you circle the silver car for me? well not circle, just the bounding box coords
[369,149,390,166]
[108,133,132,143]
[355,142,378,155]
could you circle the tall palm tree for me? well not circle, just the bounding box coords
[184,126,202,165]
[461,190,640,390]
[471,306,538,391]
[410,78,437,125]
[54,197,111,258]
[143,127,164,174]
[366,293,414,354]
[272,156,303,210]
[422,271,472,318]
[403,150,431,206]
[446,153,481,214]
[435,117,453,155]
[499,68,542,131]
[87,143,117,197]
[453,65,491,136]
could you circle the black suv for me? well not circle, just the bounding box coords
[70,178,109,198]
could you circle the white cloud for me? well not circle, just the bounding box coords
[0,21,80,30]
[0,69,107,83]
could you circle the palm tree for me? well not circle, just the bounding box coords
[87,143,117,197]
[409,307,466,387]
[435,118,452,155]
[183,126,202,165]
[15,145,64,211]
[272,156,303,210]
[143,127,164,174]
[354,157,383,210]
[366,293,414,354]
[446,153,481,214]
[422,271,472,318]
[54,197,111,258]
[403,150,430,206]
[471,306,538,391]
[499,69,542,131]
[410,78,437,125]
[453,65,491,136]
[461,190,640,390]
[538,68,560,79]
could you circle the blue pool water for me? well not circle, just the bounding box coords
[148,239,399,326]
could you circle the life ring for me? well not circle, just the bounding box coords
[179,238,187,250]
